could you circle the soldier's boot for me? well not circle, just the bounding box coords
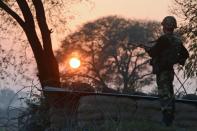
[162,110,174,126]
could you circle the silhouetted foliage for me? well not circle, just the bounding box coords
[0,0,91,130]
[0,0,91,89]
[171,0,197,77]
[0,43,33,88]
[18,97,50,131]
[57,16,161,93]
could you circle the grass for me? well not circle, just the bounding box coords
[63,119,194,131]
[75,95,197,131]
[0,128,5,131]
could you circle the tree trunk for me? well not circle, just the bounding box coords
[38,51,60,88]
[0,0,64,129]
[24,28,65,130]
[123,77,129,93]
[23,27,60,88]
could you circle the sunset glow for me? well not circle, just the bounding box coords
[69,57,81,69]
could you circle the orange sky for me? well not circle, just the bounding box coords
[69,0,172,30]
[53,0,172,49]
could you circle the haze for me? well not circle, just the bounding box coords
[69,0,172,30]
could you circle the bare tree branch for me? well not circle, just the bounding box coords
[32,0,53,54]
[16,0,35,28]
[0,0,25,27]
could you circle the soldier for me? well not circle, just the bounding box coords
[146,16,189,126]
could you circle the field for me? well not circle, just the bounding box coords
[73,95,197,131]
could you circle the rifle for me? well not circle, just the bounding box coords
[129,40,156,52]
[130,40,188,96]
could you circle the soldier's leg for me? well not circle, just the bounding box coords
[156,70,175,126]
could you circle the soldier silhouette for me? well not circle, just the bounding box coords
[146,16,189,126]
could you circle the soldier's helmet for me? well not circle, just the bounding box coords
[161,16,177,29]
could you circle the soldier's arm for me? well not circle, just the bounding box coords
[178,43,189,65]
[147,35,170,57]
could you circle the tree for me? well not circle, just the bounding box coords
[0,0,60,88]
[58,16,161,93]
[0,0,89,89]
[0,43,33,89]
[0,0,90,130]
[171,0,197,77]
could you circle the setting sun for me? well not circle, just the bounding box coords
[69,57,81,69]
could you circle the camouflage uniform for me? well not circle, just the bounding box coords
[147,16,189,126]
[148,34,176,126]
[156,70,175,125]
